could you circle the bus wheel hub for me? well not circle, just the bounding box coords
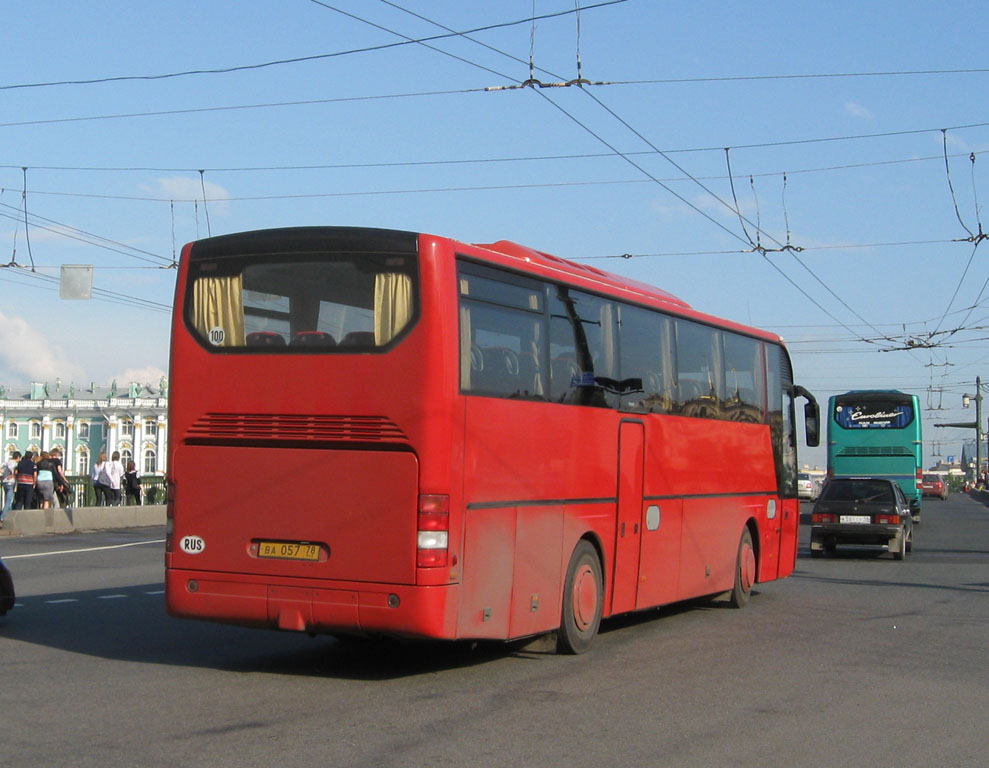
[572,564,598,631]
[740,543,756,592]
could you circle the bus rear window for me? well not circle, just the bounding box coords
[833,400,914,429]
[187,255,417,351]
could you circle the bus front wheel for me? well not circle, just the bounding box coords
[728,528,756,609]
[557,540,603,654]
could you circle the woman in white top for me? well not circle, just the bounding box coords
[92,452,109,506]
[99,451,126,506]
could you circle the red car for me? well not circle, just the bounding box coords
[920,474,947,500]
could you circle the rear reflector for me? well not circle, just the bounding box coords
[417,494,449,568]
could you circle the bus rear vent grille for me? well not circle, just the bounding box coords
[187,413,409,445]
[837,446,910,457]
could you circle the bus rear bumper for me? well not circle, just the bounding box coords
[165,568,459,639]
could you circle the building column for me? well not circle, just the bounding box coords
[66,416,75,474]
[42,416,52,453]
[107,414,118,458]
[157,417,167,474]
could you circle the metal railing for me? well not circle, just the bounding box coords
[63,476,165,507]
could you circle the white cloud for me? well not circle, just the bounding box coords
[140,176,231,215]
[844,101,874,120]
[942,131,970,152]
[113,365,167,388]
[0,309,86,383]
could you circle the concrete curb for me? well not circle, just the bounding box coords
[1,505,166,536]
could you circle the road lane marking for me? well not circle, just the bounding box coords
[15,590,165,608]
[2,539,165,560]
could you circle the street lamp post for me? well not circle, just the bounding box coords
[938,376,984,481]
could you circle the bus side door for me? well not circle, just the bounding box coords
[612,421,644,615]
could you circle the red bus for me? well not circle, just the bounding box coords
[165,227,819,653]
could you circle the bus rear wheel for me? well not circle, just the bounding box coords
[557,540,603,654]
[728,528,756,609]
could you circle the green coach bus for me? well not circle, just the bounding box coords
[827,390,923,521]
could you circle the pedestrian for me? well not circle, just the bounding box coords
[50,446,70,508]
[13,450,38,511]
[100,450,125,506]
[1,450,20,527]
[35,451,58,510]
[92,452,110,506]
[124,460,142,505]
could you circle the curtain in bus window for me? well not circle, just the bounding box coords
[460,304,473,390]
[373,273,413,345]
[192,276,245,347]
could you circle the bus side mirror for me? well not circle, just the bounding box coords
[791,384,821,447]
[804,401,820,447]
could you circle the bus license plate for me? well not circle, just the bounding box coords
[839,515,871,525]
[257,541,321,561]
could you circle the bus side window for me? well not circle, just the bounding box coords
[548,287,618,408]
[459,265,546,400]
[767,344,797,497]
[617,304,673,413]
[723,332,766,423]
[675,319,723,419]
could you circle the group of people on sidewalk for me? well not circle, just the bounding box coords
[1,447,71,528]
[90,451,142,507]
[1,448,143,528]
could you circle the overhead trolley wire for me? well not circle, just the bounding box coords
[308,0,520,82]
[0,1,628,92]
[281,0,951,352]
[927,132,989,344]
[0,266,171,313]
[608,68,989,86]
[0,201,172,266]
[2,147,987,183]
[560,86,892,347]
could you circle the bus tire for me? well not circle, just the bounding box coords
[728,528,755,609]
[557,540,603,654]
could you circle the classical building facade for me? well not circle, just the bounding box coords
[1,379,167,477]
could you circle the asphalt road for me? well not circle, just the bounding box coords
[1,494,986,768]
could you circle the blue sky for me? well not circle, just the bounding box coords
[2,0,988,468]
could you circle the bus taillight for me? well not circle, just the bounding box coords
[417,494,449,568]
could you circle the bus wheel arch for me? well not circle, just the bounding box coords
[557,537,604,654]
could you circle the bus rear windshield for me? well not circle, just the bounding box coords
[185,250,418,352]
[833,398,914,429]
